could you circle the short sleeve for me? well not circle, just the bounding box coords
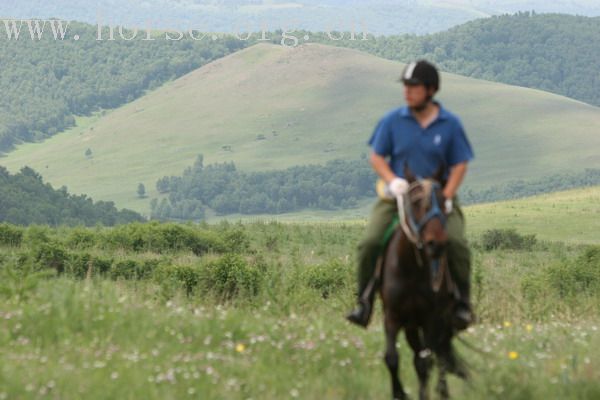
[367,117,392,156]
[446,118,474,166]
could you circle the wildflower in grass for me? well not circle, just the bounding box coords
[235,343,245,353]
[508,351,519,360]
[503,321,512,328]
[526,324,533,332]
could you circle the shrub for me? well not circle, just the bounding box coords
[481,228,537,251]
[23,225,52,246]
[102,222,225,254]
[202,254,261,299]
[65,253,112,278]
[65,228,97,249]
[546,245,600,298]
[31,241,68,273]
[110,259,161,280]
[302,259,350,298]
[521,245,600,309]
[220,227,251,253]
[0,223,23,246]
[191,230,227,255]
[154,263,202,297]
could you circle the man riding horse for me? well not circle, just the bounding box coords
[346,60,475,329]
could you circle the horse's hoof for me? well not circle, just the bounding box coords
[393,391,410,400]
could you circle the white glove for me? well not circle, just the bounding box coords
[444,198,453,214]
[387,177,409,198]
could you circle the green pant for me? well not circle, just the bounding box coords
[356,198,471,295]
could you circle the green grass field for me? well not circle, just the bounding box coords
[1,278,598,399]
[466,186,600,244]
[205,185,600,244]
[2,43,599,215]
[0,204,598,399]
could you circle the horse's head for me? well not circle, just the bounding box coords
[402,164,449,260]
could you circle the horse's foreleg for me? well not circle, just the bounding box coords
[436,364,449,400]
[405,328,432,400]
[384,317,407,400]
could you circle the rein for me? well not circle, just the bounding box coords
[400,180,446,246]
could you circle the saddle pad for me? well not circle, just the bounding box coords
[381,214,400,248]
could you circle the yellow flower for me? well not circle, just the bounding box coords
[508,351,519,360]
[235,343,246,353]
[503,321,512,328]
[525,324,533,332]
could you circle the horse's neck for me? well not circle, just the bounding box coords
[393,231,429,280]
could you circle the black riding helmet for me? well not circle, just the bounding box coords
[398,60,440,92]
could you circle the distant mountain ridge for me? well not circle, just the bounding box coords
[2,0,600,36]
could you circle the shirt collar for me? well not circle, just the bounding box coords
[400,101,449,121]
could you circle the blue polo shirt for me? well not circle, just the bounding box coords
[367,102,474,180]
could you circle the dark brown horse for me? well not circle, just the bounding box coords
[378,167,468,400]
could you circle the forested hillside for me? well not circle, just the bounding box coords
[311,12,600,106]
[0,21,248,152]
[0,166,143,226]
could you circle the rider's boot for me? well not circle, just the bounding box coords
[346,275,377,328]
[454,279,474,330]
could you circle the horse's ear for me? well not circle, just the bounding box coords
[433,163,446,184]
[404,163,416,183]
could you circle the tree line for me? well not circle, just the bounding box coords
[461,168,600,204]
[151,155,600,219]
[151,154,375,219]
[0,166,143,226]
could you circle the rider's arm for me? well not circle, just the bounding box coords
[443,161,468,199]
[370,151,397,184]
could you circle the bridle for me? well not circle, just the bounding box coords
[399,179,447,251]
[399,179,451,291]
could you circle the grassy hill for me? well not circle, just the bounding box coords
[324,13,600,107]
[466,185,600,244]
[2,42,600,215]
